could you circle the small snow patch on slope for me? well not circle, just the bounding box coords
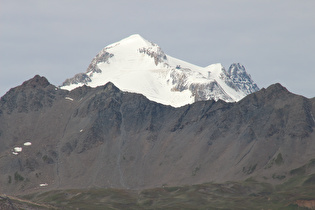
[14,147,22,152]
[12,147,22,155]
[65,97,74,101]
[24,142,32,146]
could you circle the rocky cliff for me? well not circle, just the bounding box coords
[0,75,314,195]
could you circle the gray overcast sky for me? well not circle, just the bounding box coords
[1,0,314,98]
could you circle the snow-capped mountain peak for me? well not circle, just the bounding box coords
[61,34,259,107]
[106,34,153,49]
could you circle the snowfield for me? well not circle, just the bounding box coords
[61,34,259,107]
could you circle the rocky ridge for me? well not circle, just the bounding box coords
[0,75,314,195]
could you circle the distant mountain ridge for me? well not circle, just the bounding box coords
[61,34,259,107]
[1,75,314,195]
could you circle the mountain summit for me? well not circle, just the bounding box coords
[61,34,259,107]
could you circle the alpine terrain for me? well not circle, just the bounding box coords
[61,34,259,107]
[1,75,315,197]
[1,35,315,209]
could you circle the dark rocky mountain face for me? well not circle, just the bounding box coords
[221,63,259,95]
[0,75,315,195]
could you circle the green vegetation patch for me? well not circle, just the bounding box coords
[290,165,307,176]
[275,153,284,165]
[272,173,286,180]
[290,159,315,177]
[243,163,257,174]
[192,165,200,176]
[18,174,315,210]
[265,153,284,169]
[303,174,315,186]
[14,172,24,182]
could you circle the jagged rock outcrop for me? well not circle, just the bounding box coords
[0,75,64,114]
[221,63,259,95]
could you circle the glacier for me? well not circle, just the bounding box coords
[61,34,259,107]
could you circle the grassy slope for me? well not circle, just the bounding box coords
[6,173,313,210]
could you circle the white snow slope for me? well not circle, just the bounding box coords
[61,34,259,107]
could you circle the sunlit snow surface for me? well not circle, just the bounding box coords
[14,147,22,152]
[61,34,250,107]
[12,142,32,155]
[24,142,32,146]
[65,97,74,101]
[12,147,22,155]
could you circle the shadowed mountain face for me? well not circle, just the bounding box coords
[0,75,315,195]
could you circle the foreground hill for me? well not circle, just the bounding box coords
[2,175,315,209]
[0,75,314,196]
